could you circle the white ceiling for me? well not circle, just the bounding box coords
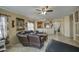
[0,6,77,20]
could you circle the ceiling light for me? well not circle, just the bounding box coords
[41,11,46,15]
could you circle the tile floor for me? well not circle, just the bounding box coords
[6,34,79,52]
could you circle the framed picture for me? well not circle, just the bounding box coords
[37,21,44,28]
[16,18,25,31]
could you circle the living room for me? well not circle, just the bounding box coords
[0,6,79,52]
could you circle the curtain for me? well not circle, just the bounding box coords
[0,15,7,39]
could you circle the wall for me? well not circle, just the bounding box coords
[49,16,72,38]
[63,16,71,37]
[34,18,68,36]
[34,16,73,38]
[34,20,54,35]
[52,16,73,38]
[0,8,28,46]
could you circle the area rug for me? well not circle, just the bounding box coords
[46,40,79,52]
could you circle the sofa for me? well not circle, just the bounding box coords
[17,30,48,49]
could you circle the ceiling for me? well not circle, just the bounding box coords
[0,6,77,20]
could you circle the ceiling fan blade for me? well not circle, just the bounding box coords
[36,9,41,11]
[47,10,53,12]
[38,13,41,14]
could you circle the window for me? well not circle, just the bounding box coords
[27,22,34,31]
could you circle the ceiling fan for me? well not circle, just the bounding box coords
[36,6,53,15]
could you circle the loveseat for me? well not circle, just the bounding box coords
[17,31,48,48]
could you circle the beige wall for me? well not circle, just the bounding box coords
[34,20,54,35]
[34,16,73,38]
[45,16,73,38]
[35,19,63,35]
[58,16,73,38]
[63,16,70,37]
[0,8,28,46]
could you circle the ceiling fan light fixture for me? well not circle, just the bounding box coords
[36,6,53,15]
[41,11,46,15]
